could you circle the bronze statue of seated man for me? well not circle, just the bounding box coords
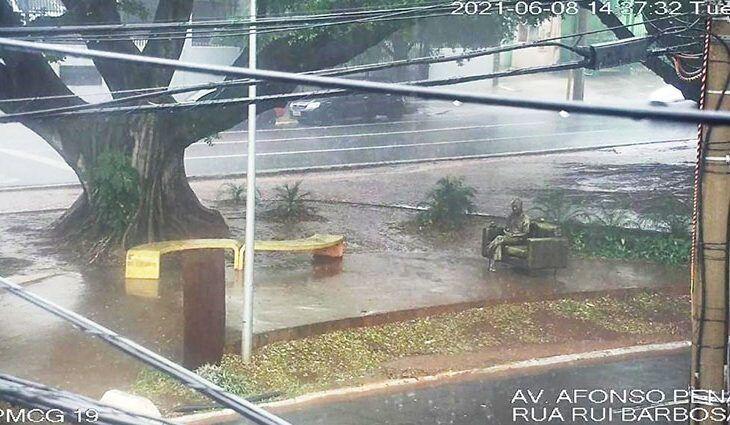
[485,197,530,272]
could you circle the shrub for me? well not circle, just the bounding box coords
[640,193,691,237]
[267,180,315,222]
[84,150,139,237]
[583,195,638,228]
[218,182,261,205]
[566,223,690,266]
[530,189,585,224]
[417,176,476,230]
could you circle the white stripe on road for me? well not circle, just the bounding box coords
[216,113,482,136]
[0,148,71,171]
[198,121,549,146]
[186,128,615,160]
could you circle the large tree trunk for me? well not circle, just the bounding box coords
[123,142,229,249]
[52,117,228,260]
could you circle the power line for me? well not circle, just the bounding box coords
[0,42,590,121]
[0,36,726,125]
[0,59,589,122]
[0,374,174,425]
[19,9,457,43]
[0,276,291,425]
[8,38,692,122]
[6,3,456,42]
[0,12,687,109]
[1,2,451,35]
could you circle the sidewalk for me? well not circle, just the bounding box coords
[0,139,693,398]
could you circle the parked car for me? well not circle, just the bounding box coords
[648,85,697,108]
[289,93,406,125]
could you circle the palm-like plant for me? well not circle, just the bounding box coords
[218,182,261,205]
[529,189,585,224]
[268,180,315,222]
[417,176,477,230]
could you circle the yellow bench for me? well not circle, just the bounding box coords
[234,234,345,271]
[125,234,345,280]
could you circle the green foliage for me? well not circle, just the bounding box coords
[583,196,637,228]
[567,223,690,266]
[267,180,315,222]
[530,189,585,224]
[218,182,261,206]
[417,176,476,230]
[640,193,691,238]
[85,150,139,238]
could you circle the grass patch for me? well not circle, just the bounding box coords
[134,292,688,407]
[544,292,689,335]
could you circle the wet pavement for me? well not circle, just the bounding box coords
[0,136,693,399]
[275,352,690,425]
[0,209,687,398]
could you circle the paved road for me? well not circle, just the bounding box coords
[273,352,690,425]
[0,101,693,189]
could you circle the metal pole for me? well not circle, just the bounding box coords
[241,0,256,363]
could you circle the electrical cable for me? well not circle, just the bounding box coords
[9,3,458,42]
[2,2,453,35]
[0,59,589,122]
[0,42,592,121]
[0,13,685,106]
[2,36,729,125]
[0,276,292,425]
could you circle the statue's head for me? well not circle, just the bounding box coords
[510,197,523,214]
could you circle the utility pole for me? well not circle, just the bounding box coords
[241,0,257,363]
[568,9,587,100]
[692,16,730,424]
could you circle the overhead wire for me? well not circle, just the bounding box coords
[0,40,591,121]
[0,59,590,122]
[1,36,730,125]
[4,2,451,35]
[8,3,457,42]
[0,12,690,107]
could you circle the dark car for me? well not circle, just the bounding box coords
[289,93,406,125]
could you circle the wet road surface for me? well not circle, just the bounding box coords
[0,101,692,188]
[275,352,690,425]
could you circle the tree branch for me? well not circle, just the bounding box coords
[580,0,700,101]
[0,0,84,150]
[175,22,407,143]
[142,0,193,88]
[60,0,155,96]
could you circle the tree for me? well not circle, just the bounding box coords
[575,0,703,101]
[0,0,702,260]
[0,0,436,258]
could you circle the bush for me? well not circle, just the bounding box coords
[417,176,476,230]
[530,189,585,224]
[84,150,139,237]
[267,180,315,222]
[218,182,261,205]
[640,193,691,237]
[566,223,690,266]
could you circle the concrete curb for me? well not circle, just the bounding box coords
[240,284,687,351]
[171,340,691,425]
